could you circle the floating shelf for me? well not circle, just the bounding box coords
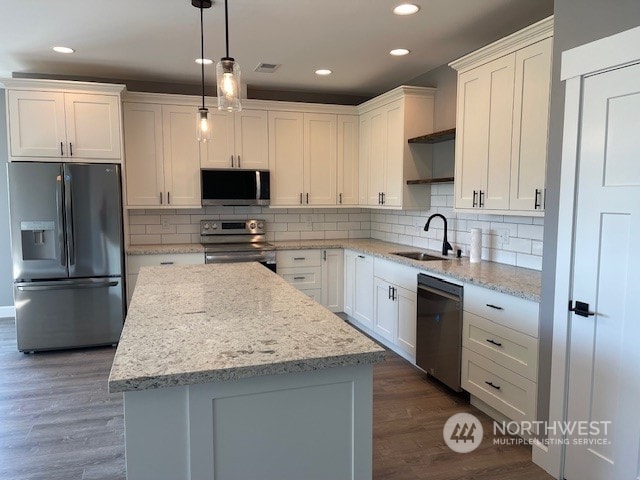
[408,128,456,144]
[406,177,454,185]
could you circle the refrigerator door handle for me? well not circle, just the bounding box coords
[56,168,67,267]
[64,168,76,266]
[17,280,119,291]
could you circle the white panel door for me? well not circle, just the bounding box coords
[353,254,374,329]
[234,109,269,170]
[343,250,356,316]
[321,249,344,313]
[367,110,386,206]
[337,115,359,205]
[564,62,640,480]
[162,105,201,207]
[201,110,235,168]
[268,111,304,206]
[64,93,121,159]
[358,114,371,205]
[8,90,66,158]
[383,101,403,207]
[304,113,337,206]
[374,278,395,342]
[123,103,165,206]
[509,37,552,212]
[395,285,417,358]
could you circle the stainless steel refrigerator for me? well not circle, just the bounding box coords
[8,162,125,352]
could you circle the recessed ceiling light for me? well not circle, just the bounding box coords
[315,69,332,76]
[390,48,410,56]
[393,4,420,15]
[195,58,213,65]
[52,46,75,54]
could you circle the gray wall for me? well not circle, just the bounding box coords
[0,90,14,309]
[537,0,640,422]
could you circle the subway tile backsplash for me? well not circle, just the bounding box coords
[127,184,543,270]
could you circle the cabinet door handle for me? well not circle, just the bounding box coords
[388,285,392,299]
[230,155,234,168]
[485,381,501,390]
[160,262,174,265]
[237,156,241,168]
[323,250,327,261]
[479,190,485,208]
[486,304,503,310]
[339,193,342,204]
[293,257,306,261]
[60,141,64,156]
[486,339,502,347]
[381,192,385,205]
[534,188,541,209]
[357,255,365,259]
[69,142,73,157]
[378,192,382,205]
[472,190,478,208]
[293,276,306,280]
[167,192,170,204]
[306,193,309,204]
[160,192,163,205]
[300,193,303,205]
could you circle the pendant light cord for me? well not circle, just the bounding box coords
[200,4,205,109]
[224,0,230,58]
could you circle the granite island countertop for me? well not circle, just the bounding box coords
[127,238,542,301]
[108,262,386,393]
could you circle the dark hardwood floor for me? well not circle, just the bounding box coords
[0,317,552,480]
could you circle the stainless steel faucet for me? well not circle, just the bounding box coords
[424,214,453,256]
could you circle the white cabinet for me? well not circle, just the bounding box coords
[7,87,122,161]
[344,250,375,329]
[277,249,343,312]
[450,18,553,216]
[304,113,337,206]
[268,111,305,206]
[337,115,359,205]
[460,282,539,422]
[358,86,435,209]
[124,103,201,208]
[374,277,396,342]
[126,252,204,304]
[200,109,268,169]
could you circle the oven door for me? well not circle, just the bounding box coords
[205,251,276,272]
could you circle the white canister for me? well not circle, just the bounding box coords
[470,228,482,263]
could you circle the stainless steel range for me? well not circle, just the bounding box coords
[200,219,276,272]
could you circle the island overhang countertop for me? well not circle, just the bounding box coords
[108,263,386,393]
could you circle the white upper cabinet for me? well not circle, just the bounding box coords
[358,86,436,210]
[304,113,337,206]
[450,16,553,216]
[336,115,359,205]
[201,109,268,170]
[123,102,201,208]
[268,111,305,206]
[5,81,124,161]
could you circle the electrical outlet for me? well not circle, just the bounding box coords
[498,229,509,244]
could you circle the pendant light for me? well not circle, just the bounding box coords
[193,0,212,142]
[216,0,242,111]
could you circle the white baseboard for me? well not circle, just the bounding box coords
[0,305,16,318]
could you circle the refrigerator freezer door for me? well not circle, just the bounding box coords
[8,162,68,281]
[64,163,123,278]
[14,277,125,352]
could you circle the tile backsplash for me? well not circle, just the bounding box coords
[127,184,543,271]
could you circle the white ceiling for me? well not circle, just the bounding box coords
[0,0,553,97]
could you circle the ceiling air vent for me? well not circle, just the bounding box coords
[254,63,280,73]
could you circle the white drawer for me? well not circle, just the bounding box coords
[278,267,322,289]
[463,283,539,338]
[276,250,322,268]
[461,348,536,423]
[463,312,538,381]
[127,252,204,275]
[374,258,420,292]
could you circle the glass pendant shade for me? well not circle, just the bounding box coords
[197,107,211,143]
[216,57,242,112]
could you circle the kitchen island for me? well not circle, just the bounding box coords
[108,262,385,480]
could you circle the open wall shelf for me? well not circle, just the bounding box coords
[408,128,456,144]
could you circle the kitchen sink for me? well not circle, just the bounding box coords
[392,251,451,261]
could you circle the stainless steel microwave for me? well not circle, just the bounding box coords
[201,169,270,206]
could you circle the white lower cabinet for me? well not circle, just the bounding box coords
[461,283,539,422]
[277,249,343,312]
[126,253,204,304]
[344,250,375,329]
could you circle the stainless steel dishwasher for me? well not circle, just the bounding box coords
[416,273,463,392]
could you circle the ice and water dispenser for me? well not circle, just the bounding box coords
[20,221,57,260]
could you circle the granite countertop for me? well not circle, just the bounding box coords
[108,263,386,393]
[127,239,541,301]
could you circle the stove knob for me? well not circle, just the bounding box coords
[257,222,264,229]
[203,223,210,230]
[249,222,257,229]
[211,223,218,229]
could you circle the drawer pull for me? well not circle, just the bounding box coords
[160,262,174,265]
[485,381,501,390]
[486,339,502,347]
[293,276,306,280]
[293,257,306,261]
[357,255,365,259]
[486,304,504,310]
